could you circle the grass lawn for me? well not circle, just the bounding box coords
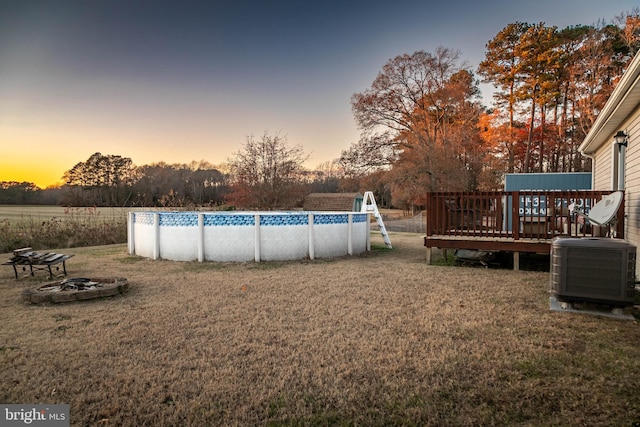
[1,233,639,426]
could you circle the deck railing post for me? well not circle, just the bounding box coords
[511,192,520,240]
[425,193,433,237]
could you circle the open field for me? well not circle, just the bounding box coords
[1,232,639,426]
[0,206,133,253]
[0,205,156,223]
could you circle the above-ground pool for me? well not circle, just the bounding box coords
[127,211,371,262]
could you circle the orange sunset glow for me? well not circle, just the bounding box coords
[1,0,635,189]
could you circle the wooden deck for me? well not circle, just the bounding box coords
[424,190,625,266]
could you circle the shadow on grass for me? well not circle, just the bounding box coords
[434,250,550,272]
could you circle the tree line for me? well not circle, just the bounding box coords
[0,134,349,208]
[2,12,639,211]
[340,11,639,210]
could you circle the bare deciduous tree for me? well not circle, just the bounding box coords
[227,132,308,209]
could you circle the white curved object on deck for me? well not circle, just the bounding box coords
[587,191,623,226]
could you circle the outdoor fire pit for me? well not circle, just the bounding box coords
[22,277,129,304]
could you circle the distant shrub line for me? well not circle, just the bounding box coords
[0,208,127,253]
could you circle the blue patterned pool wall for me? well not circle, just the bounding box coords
[128,211,370,262]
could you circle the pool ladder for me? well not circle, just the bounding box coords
[361,191,392,249]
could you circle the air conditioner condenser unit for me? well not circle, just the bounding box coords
[550,237,636,307]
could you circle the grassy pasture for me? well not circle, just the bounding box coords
[0,206,137,252]
[1,232,639,426]
[0,205,149,223]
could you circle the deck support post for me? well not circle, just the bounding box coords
[513,251,520,271]
[426,247,432,265]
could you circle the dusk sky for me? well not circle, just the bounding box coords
[1,0,637,188]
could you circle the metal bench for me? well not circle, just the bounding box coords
[2,247,74,279]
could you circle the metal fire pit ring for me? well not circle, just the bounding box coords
[22,277,129,304]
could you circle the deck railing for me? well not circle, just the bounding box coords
[425,190,624,240]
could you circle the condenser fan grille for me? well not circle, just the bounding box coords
[565,248,624,297]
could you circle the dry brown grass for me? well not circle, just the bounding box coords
[1,233,639,426]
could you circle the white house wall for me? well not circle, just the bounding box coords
[592,143,613,190]
[578,52,640,276]
[592,106,640,274]
[622,112,640,261]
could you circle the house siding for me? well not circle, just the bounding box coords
[621,110,640,258]
[579,52,640,276]
[591,145,612,190]
[591,106,640,274]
